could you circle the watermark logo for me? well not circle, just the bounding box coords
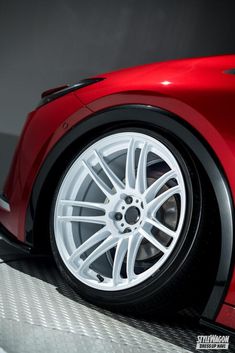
[196,335,230,350]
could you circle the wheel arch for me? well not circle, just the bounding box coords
[26,105,234,321]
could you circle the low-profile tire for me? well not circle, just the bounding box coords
[50,127,214,316]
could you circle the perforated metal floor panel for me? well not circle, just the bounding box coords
[0,240,234,353]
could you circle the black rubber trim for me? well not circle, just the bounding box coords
[25,105,234,322]
[224,68,235,75]
[38,78,104,107]
[200,319,235,338]
[0,223,32,253]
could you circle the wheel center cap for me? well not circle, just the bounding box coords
[125,206,140,225]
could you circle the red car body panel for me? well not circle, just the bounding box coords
[1,94,88,241]
[0,54,235,330]
[216,304,235,330]
[225,273,235,306]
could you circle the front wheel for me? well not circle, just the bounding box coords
[50,128,210,315]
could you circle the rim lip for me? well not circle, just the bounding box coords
[54,131,187,291]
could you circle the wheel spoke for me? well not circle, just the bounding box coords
[125,138,136,189]
[68,228,110,265]
[112,238,128,285]
[82,160,113,197]
[94,150,125,191]
[147,185,181,215]
[139,227,168,253]
[136,142,148,193]
[145,217,177,238]
[58,215,106,225]
[60,200,107,211]
[78,236,119,274]
[126,234,143,281]
[144,170,176,202]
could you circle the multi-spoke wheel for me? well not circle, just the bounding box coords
[51,128,205,315]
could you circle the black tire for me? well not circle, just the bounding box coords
[50,126,217,317]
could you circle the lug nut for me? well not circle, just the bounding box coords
[125,196,133,204]
[123,227,131,233]
[115,212,123,221]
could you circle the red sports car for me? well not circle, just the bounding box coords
[0,55,234,333]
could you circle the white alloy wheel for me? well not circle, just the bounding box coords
[54,132,186,291]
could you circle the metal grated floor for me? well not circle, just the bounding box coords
[0,240,234,353]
